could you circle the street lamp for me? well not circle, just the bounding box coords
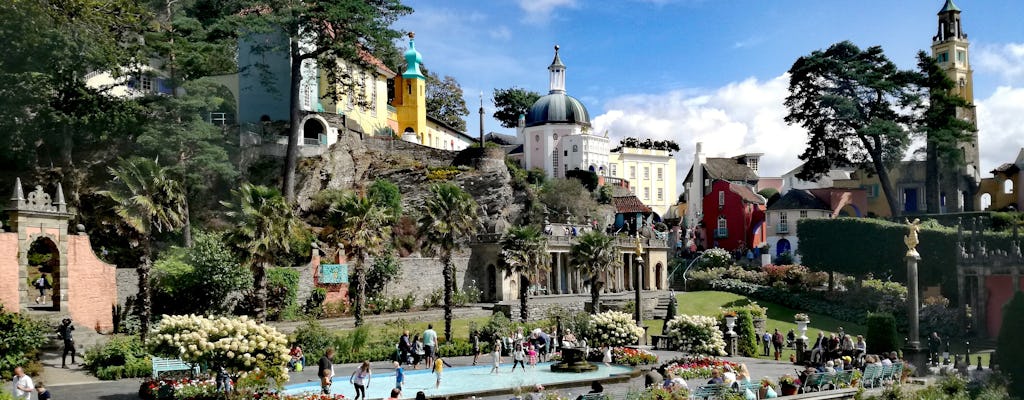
[634,232,644,345]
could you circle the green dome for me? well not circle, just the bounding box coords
[403,37,424,79]
[525,93,591,127]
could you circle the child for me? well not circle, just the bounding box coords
[602,345,612,366]
[36,382,51,400]
[527,344,538,368]
[511,343,526,372]
[490,341,503,374]
[393,361,404,391]
[432,356,453,389]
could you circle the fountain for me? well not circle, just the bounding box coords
[550,316,598,373]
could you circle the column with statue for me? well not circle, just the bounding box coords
[902,218,928,375]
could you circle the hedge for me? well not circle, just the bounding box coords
[865,312,899,355]
[798,217,1016,305]
[997,291,1024,397]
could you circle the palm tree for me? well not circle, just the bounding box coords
[222,183,298,322]
[499,226,550,322]
[323,191,392,326]
[99,157,186,341]
[570,230,622,314]
[418,182,479,342]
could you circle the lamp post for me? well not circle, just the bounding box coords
[634,232,644,345]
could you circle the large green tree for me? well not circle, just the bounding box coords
[98,158,187,340]
[222,183,300,321]
[229,0,412,202]
[569,230,621,314]
[492,86,541,128]
[499,226,550,322]
[418,182,478,341]
[997,291,1024,397]
[785,41,922,217]
[322,191,393,326]
[915,51,977,214]
[426,71,468,131]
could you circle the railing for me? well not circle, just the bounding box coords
[303,137,322,146]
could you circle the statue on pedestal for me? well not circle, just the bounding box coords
[904,218,922,257]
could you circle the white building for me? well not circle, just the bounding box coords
[608,147,677,217]
[765,189,832,263]
[780,164,855,194]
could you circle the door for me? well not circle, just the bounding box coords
[903,188,919,213]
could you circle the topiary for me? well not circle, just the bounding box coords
[996,291,1024,397]
[732,309,759,358]
[866,312,899,355]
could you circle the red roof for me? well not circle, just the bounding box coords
[358,48,396,77]
[728,182,766,204]
[612,195,653,214]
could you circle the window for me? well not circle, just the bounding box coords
[629,166,636,179]
[564,150,568,157]
[718,191,725,206]
[644,167,650,179]
[937,52,949,63]
[799,210,808,219]
[643,187,650,200]
[747,158,758,172]
[1006,179,1014,194]
[778,213,789,233]
[535,134,540,142]
[956,50,965,63]
[657,188,664,201]
[862,184,879,198]
[369,76,377,117]
[610,164,618,177]
[573,145,578,152]
[716,217,728,238]
[140,76,153,92]
[657,168,663,180]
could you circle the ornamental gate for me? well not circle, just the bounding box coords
[0,179,116,331]
[955,218,1024,338]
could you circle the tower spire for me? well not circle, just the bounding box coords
[548,45,566,94]
[402,32,425,80]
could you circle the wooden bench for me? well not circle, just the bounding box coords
[691,384,723,399]
[152,356,199,378]
[577,393,607,400]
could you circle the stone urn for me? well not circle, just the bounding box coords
[795,320,809,340]
[551,348,598,373]
[724,316,737,337]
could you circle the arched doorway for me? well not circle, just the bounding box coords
[655,262,664,290]
[26,236,60,310]
[302,118,325,145]
[776,238,792,257]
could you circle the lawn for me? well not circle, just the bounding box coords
[323,316,492,344]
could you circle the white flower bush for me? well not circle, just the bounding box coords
[590,310,645,347]
[664,314,726,356]
[148,315,291,384]
[701,248,733,269]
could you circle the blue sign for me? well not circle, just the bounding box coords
[319,264,349,284]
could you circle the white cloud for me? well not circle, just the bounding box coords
[976,86,1024,174]
[974,43,1024,85]
[592,75,809,181]
[489,26,512,40]
[517,0,577,24]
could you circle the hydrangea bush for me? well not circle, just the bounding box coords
[147,315,291,384]
[590,311,645,347]
[664,314,726,356]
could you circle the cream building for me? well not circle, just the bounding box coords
[609,147,678,217]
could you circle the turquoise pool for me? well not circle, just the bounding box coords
[282,362,633,398]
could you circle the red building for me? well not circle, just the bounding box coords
[700,179,767,251]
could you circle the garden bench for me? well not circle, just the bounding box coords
[887,363,903,384]
[690,384,722,399]
[577,394,606,400]
[732,382,762,399]
[799,372,834,393]
[152,356,199,378]
[835,370,855,387]
[861,364,883,388]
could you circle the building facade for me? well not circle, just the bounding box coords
[682,142,761,230]
[609,147,678,217]
[765,190,833,263]
[977,148,1023,211]
[700,179,767,252]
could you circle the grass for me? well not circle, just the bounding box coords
[326,316,492,343]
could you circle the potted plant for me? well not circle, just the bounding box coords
[778,374,800,396]
[793,313,810,340]
[759,377,777,399]
[723,310,738,336]
[850,369,863,387]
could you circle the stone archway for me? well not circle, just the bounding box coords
[25,235,60,310]
[655,262,664,290]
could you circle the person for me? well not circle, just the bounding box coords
[527,344,538,368]
[809,332,825,364]
[288,345,305,371]
[399,330,412,366]
[772,329,785,361]
[57,318,76,368]
[318,348,335,395]
[216,364,232,392]
[34,274,50,304]
[422,324,438,366]
[412,334,424,369]
[706,368,724,385]
[823,360,836,373]
[880,355,892,366]
[511,343,526,372]
[665,370,687,390]
[432,356,452,389]
[786,329,796,347]
[761,331,771,356]
[386,388,402,400]
[393,361,404,391]
[840,334,854,358]
[12,366,35,400]
[588,381,604,394]
[35,381,51,400]
[562,329,577,348]
[927,332,942,365]
[854,335,867,362]
[722,365,737,386]
[350,360,371,400]
[601,345,612,366]
[528,384,545,400]
[490,341,502,374]
[415,391,428,400]
[471,331,481,366]
[735,364,752,385]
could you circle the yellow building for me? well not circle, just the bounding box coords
[608,147,677,218]
[977,149,1024,211]
[318,48,396,138]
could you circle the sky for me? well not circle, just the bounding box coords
[393,0,1024,181]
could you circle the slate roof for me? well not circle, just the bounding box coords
[705,158,760,182]
[613,195,652,214]
[939,0,960,13]
[767,189,830,211]
[728,182,766,205]
[992,163,1020,175]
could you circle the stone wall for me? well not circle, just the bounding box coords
[66,235,116,332]
[0,233,19,310]
[115,268,139,306]
[381,257,476,300]
[363,137,458,168]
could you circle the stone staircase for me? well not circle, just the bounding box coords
[651,296,673,320]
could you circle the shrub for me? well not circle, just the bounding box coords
[590,311,645,347]
[920,296,965,342]
[545,306,592,340]
[665,314,726,356]
[865,312,899,355]
[700,248,733,270]
[84,335,152,380]
[729,309,758,357]
[480,312,512,343]
[425,166,463,181]
[292,320,335,362]
[997,291,1024,397]
[0,305,48,380]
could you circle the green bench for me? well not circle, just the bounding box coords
[152,356,199,378]
[691,384,723,399]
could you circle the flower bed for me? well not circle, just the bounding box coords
[612,347,658,366]
[140,378,348,400]
[664,314,726,356]
[661,356,738,380]
[590,310,645,347]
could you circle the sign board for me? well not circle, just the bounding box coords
[319,264,349,284]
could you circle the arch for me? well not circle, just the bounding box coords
[980,193,992,210]
[776,238,792,257]
[588,165,595,172]
[838,204,861,217]
[655,262,664,290]
[299,114,329,144]
[1005,179,1014,194]
[26,235,61,310]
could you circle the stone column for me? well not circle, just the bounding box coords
[554,253,562,294]
[902,253,928,375]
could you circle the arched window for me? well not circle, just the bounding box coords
[1005,179,1014,194]
[980,193,992,210]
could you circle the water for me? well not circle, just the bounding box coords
[282,362,633,398]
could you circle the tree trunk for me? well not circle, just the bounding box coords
[282,43,303,203]
[182,194,193,248]
[828,271,835,292]
[591,275,601,314]
[138,243,153,342]
[863,136,902,218]
[442,255,454,343]
[354,257,366,326]
[519,274,529,323]
[925,139,941,214]
[253,262,268,322]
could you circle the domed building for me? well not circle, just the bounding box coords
[517,46,611,179]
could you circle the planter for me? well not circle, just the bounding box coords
[725,316,737,336]
[795,320,809,340]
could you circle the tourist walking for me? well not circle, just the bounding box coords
[11,367,34,400]
[318,349,335,395]
[772,329,784,361]
[527,344,538,368]
[761,331,771,356]
[601,345,612,366]
[393,361,404,391]
[432,356,452,389]
[349,360,372,400]
[422,324,438,365]
[412,335,424,369]
[57,318,76,368]
[471,331,481,366]
[35,381,51,400]
[399,330,412,366]
[511,343,526,372]
[490,342,503,374]
[33,274,50,304]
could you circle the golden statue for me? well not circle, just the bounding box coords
[904,218,921,257]
[634,232,644,258]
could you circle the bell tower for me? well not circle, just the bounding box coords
[394,32,427,144]
[932,0,974,105]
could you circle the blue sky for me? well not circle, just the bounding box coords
[394,0,1024,178]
